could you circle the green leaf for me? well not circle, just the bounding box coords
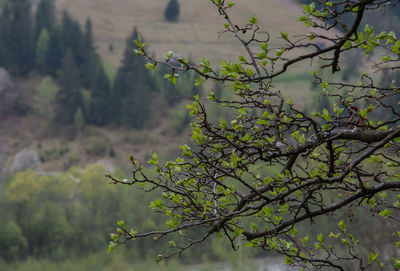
[249,15,258,25]
[322,109,331,121]
[338,220,346,231]
[145,62,156,71]
[133,49,144,55]
[379,209,391,218]
[360,109,367,119]
[301,236,309,246]
[317,233,324,244]
[169,240,176,247]
[393,258,400,268]
[117,220,126,229]
[108,242,117,253]
[368,253,379,264]
[241,133,252,142]
[275,49,284,57]
[261,42,268,51]
[297,14,308,22]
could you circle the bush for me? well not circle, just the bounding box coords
[85,135,110,156]
[164,0,180,22]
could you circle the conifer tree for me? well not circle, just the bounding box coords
[0,0,34,75]
[45,26,63,76]
[80,18,101,89]
[55,49,83,124]
[112,28,154,128]
[61,11,84,68]
[88,67,111,126]
[35,0,55,39]
[164,0,180,22]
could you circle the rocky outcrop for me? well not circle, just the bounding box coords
[10,149,42,174]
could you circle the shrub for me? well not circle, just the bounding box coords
[164,0,180,22]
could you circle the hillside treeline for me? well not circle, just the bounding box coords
[0,164,256,271]
[0,0,200,130]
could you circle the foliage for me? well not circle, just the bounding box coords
[74,107,85,132]
[111,28,155,128]
[55,49,84,124]
[35,76,58,120]
[35,0,55,39]
[88,66,112,126]
[108,1,400,270]
[164,0,180,22]
[85,135,109,156]
[35,28,50,67]
[0,165,254,270]
[0,0,34,75]
[80,18,101,89]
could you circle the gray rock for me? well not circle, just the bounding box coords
[11,149,42,173]
[96,159,115,174]
[0,67,12,96]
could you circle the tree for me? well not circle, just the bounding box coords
[88,66,111,126]
[35,0,55,39]
[35,28,50,69]
[0,221,27,260]
[45,26,63,76]
[111,28,154,128]
[80,18,101,89]
[60,11,85,71]
[164,0,180,22]
[74,107,85,132]
[35,75,58,120]
[0,0,34,75]
[55,49,83,124]
[109,1,400,270]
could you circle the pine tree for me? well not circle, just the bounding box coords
[55,49,84,124]
[0,0,35,75]
[45,26,63,76]
[88,66,111,126]
[164,0,180,22]
[112,28,155,128]
[35,0,55,39]
[61,11,84,67]
[80,18,101,89]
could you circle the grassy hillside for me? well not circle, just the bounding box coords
[55,0,309,66]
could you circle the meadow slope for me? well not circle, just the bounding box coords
[55,0,308,66]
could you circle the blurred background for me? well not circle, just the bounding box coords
[1,0,400,270]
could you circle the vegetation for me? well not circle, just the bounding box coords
[0,0,200,133]
[0,165,258,270]
[108,0,400,270]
